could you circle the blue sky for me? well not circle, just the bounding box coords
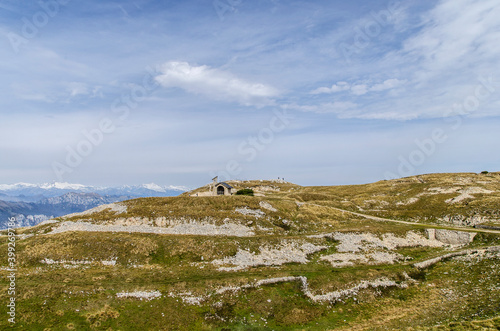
[0,0,499,188]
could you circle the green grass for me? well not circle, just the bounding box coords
[0,173,499,330]
[291,172,500,227]
[1,228,498,329]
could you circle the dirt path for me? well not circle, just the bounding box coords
[299,201,500,235]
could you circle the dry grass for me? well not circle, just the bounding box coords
[0,172,499,330]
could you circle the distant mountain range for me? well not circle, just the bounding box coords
[0,182,187,229]
[0,182,188,200]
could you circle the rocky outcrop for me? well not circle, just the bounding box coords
[49,218,255,237]
[62,202,128,218]
[445,187,494,204]
[314,230,475,268]
[176,276,407,305]
[234,207,265,218]
[426,229,476,245]
[116,290,162,301]
[413,246,500,269]
[439,215,496,227]
[259,201,277,212]
[212,242,326,271]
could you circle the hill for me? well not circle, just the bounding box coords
[0,173,499,330]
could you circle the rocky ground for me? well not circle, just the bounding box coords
[1,174,499,330]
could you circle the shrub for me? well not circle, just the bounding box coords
[235,189,254,196]
[481,171,489,174]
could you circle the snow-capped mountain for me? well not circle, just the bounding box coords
[0,192,126,229]
[0,183,188,229]
[0,182,88,191]
[0,182,188,201]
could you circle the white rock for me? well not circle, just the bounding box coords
[259,201,277,212]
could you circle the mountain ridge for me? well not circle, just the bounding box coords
[1,172,499,330]
[0,182,188,199]
[0,183,187,229]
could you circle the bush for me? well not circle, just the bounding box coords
[235,189,254,196]
[481,171,489,174]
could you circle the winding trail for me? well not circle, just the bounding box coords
[297,201,500,235]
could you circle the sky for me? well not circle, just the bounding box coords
[0,0,499,188]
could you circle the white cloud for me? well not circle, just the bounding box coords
[91,86,104,98]
[351,84,368,96]
[305,0,499,121]
[370,79,406,92]
[155,61,279,106]
[282,101,357,114]
[310,81,350,94]
[67,82,89,97]
[310,79,405,96]
[319,101,358,114]
[67,83,103,99]
[281,103,319,112]
[401,0,500,81]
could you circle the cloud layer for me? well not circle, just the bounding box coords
[155,61,279,106]
[310,79,406,96]
[0,0,498,186]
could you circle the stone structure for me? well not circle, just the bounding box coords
[215,182,233,196]
[210,176,233,196]
[188,177,234,197]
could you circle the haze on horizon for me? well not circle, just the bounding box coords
[1,0,499,188]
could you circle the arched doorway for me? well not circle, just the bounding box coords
[217,186,225,195]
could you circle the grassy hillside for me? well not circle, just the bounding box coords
[0,173,499,330]
[296,172,500,227]
[186,174,500,228]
